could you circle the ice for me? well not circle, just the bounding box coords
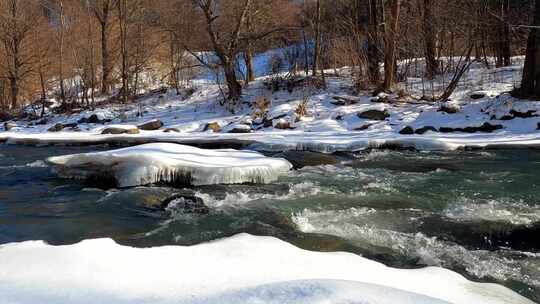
[46,143,292,187]
[0,234,532,304]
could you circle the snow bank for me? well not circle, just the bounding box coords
[0,234,532,304]
[4,130,540,153]
[46,143,292,187]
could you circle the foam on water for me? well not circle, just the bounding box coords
[25,160,48,168]
[0,160,49,169]
[292,208,540,288]
[196,182,333,208]
[444,198,540,226]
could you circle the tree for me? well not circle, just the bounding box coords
[367,0,381,83]
[0,0,41,110]
[117,0,128,103]
[423,0,438,79]
[90,0,116,95]
[192,0,252,101]
[56,0,67,106]
[382,0,401,91]
[312,0,321,77]
[520,0,540,97]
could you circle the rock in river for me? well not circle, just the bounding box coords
[161,192,209,215]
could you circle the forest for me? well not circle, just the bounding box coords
[0,0,538,112]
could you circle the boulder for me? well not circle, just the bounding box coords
[276,151,339,169]
[273,119,293,130]
[203,122,221,133]
[399,126,414,135]
[354,123,373,131]
[138,119,163,131]
[101,126,140,135]
[0,112,14,122]
[475,122,503,133]
[48,123,65,132]
[163,128,180,133]
[48,123,77,132]
[439,127,456,133]
[414,126,438,134]
[470,92,486,100]
[160,193,209,215]
[3,122,17,131]
[331,96,359,106]
[227,126,252,133]
[263,118,273,128]
[357,109,390,121]
[509,109,538,119]
[438,104,460,114]
[78,114,109,124]
[439,123,502,134]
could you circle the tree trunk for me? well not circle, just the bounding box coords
[100,20,110,95]
[521,0,540,97]
[39,69,47,102]
[223,62,242,100]
[302,29,309,75]
[244,47,255,83]
[244,11,255,83]
[58,0,67,106]
[501,0,511,67]
[423,0,438,79]
[383,0,401,91]
[312,0,321,77]
[118,0,128,103]
[40,70,47,117]
[9,78,18,110]
[367,0,380,83]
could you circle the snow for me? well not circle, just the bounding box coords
[1,57,539,153]
[46,143,292,187]
[0,234,533,304]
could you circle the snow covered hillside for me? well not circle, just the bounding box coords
[1,58,540,153]
[0,234,533,304]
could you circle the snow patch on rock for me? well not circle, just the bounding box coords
[46,143,292,187]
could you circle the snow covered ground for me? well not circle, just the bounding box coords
[0,234,533,304]
[1,58,539,153]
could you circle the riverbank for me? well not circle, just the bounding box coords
[1,60,540,153]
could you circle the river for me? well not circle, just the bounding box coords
[0,144,538,302]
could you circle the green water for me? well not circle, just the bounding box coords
[0,145,539,302]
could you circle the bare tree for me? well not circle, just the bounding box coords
[367,0,381,83]
[383,0,401,91]
[312,0,321,77]
[0,0,40,110]
[423,0,438,79]
[117,0,128,103]
[90,0,116,95]
[520,0,540,97]
[192,0,252,101]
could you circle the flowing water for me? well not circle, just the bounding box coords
[0,144,539,302]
